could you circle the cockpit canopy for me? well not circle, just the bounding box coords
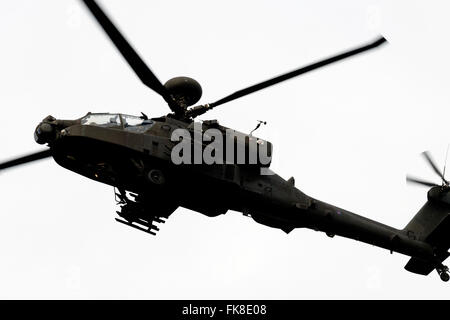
[81,113,154,132]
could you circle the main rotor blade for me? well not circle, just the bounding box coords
[0,150,52,171]
[208,36,387,108]
[422,151,448,183]
[406,176,439,188]
[80,0,181,113]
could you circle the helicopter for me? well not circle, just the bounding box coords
[1,0,449,282]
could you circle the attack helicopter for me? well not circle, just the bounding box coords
[1,0,449,281]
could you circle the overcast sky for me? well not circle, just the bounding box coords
[0,0,449,299]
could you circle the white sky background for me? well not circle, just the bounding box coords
[0,0,449,299]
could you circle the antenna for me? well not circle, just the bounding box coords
[250,120,267,136]
[443,144,449,180]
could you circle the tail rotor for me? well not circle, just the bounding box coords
[406,150,449,189]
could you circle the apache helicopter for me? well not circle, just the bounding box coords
[1,0,449,282]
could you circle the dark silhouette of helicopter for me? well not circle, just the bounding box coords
[1,0,449,282]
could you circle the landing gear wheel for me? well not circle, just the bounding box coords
[440,271,449,282]
[148,169,165,185]
[437,265,449,282]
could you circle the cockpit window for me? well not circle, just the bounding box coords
[122,114,154,132]
[81,113,154,132]
[81,113,120,127]
[122,115,145,127]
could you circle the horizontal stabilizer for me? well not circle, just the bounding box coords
[404,254,449,275]
[404,258,433,275]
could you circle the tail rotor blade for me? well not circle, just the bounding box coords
[442,144,449,180]
[422,151,448,183]
[406,175,439,188]
[0,150,52,171]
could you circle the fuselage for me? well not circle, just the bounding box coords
[34,112,441,267]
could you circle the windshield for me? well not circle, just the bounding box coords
[81,113,121,127]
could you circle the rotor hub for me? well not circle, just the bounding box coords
[164,76,202,108]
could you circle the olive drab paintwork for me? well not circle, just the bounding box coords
[0,0,449,282]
